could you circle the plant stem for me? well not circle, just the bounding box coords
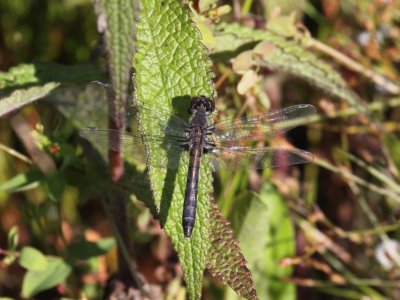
[0,142,33,164]
[308,38,400,95]
[314,158,400,201]
[100,194,149,297]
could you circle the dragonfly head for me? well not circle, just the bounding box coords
[189,96,215,115]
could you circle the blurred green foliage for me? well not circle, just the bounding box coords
[0,0,98,67]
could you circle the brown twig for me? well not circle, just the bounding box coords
[0,142,33,165]
[308,38,400,95]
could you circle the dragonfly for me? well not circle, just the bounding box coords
[80,81,316,238]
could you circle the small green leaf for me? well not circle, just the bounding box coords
[19,246,48,271]
[68,238,116,260]
[0,170,43,192]
[7,225,19,251]
[21,257,71,298]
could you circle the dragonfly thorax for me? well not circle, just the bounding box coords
[183,98,215,153]
[184,119,212,151]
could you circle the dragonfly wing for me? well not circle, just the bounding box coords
[212,104,316,143]
[86,81,189,138]
[210,146,314,170]
[79,128,184,169]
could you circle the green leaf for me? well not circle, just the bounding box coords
[0,63,102,90]
[212,23,366,114]
[68,237,116,260]
[263,185,295,300]
[19,246,48,271]
[0,169,43,192]
[96,0,136,109]
[210,23,268,57]
[21,257,71,298]
[252,40,365,114]
[226,185,295,300]
[227,189,270,299]
[135,1,215,299]
[0,63,103,117]
[0,82,59,117]
[206,202,258,300]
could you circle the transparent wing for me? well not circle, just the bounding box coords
[82,82,315,171]
[79,128,184,169]
[85,81,189,138]
[79,128,313,170]
[212,104,316,144]
[210,146,314,170]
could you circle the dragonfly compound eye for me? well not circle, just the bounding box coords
[189,96,215,115]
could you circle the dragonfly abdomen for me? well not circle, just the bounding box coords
[183,147,201,237]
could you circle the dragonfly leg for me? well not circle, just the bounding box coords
[171,136,190,150]
[185,124,194,133]
[206,123,215,132]
[179,139,192,151]
[203,141,216,153]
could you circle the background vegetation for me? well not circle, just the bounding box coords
[1,0,400,299]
